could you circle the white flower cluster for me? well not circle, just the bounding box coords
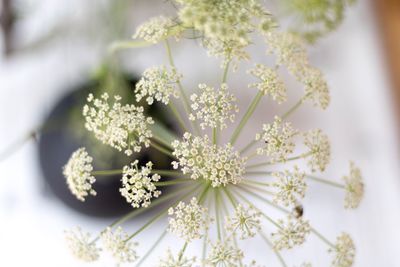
[101,227,139,264]
[172,133,247,187]
[135,66,181,105]
[303,129,331,172]
[343,162,364,209]
[255,116,298,162]
[225,204,262,239]
[189,83,239,130]
[133,16,177,44]
[206,240,244,266]
[272,166,307,206]
[83,93,154,156]
[65,227,100,262]
[120,160,161,208]
[168,197,211,242]
[329,233,355,267]
[158,248,196,267]
[265,31,330,109]
[175,0,269,66]
[271,216,311,250]
[248,64,287,103]
[63,147,96,202]
[302,66,330,109]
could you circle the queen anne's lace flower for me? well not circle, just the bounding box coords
[206,240,244,266]
[83,93,154,156]
[302,66,330,109]
[248,64,287,103]
[225,204,262,239]
[303,129,331,172]
[135,66,181,105]
[255,117,298,162]
[158,248,196,267]
[168,197,211,241]
[265,31,309,80]
[189,83,239,130]
[119,160,161,208]
[65,227,100,262]
[329,233,355,267]
[172,133,247,187]
[271,216,311,250]
[343,162,364,209]
[101,227,139,264]
[63,147,96,201]
[133,16,177,44]
[272,166,307,206]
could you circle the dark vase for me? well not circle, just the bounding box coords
[37,76,178,218]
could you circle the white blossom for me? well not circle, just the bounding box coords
[302,66,330,109]
[65,227,100,262]
[255,116,298,162]
[343,162,364,209]
[172,133,247,187]
[189,83,239,130]
[205,240,244,266]
[272,166,307,206]
[120,160,161,208]
[63,147,96,201]
[135,66,181,105]
[101,226,139,264]
[271,216,311,250]
[83,93,154,156]
[168,197,211,241]
[133,16,177,44]
[329,233,355,267]
[303,129,331,172]
[248,64,287,103]
[225,204,262,239]
[158,248,196,267]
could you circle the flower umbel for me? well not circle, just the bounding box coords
[329,233,355,267]
[206,240,244,266]
[133,16,178,44]
[225,204,262,239]
[189,83,239,130]
[65,227,100,262]
[158,248,196,267]
[135,66,181,105]
[120,160,161,208]
[172,133,247,187]
[168,197,211,242]
[271,216,311,250]
[343,162,364,209]
[101,226,139,264]
[303,129,331,172]
[83,93,154,156]
[272,166,307,206]
[63,147,96,201]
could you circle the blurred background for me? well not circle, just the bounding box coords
[1,0,400,266]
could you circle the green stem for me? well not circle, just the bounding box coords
[311,227,335,248]
[178,242,189,261]
[150,141,174,157]
[245,171,274,176]
[307,175,345,189]
[240,140,257,155]
[281,97,304,120]
[222,60,230,84]
[242,179,271,188]
[135,230,167,267]
[212,127,218,145]
[239,184,274,195]
[154,180,192,186]
[168,101,189,132]
[246,152,311,169]
[215,190,222,239]
[260,231,288,267]
[164,39,200,135]
[0,131,36,162]
[152,169,185,176]
[92,169,122,176]
[230,91,264,145]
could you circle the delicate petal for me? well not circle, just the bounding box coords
[120,160,161,208]
[65,227,100,262]
[63,148,96,201]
